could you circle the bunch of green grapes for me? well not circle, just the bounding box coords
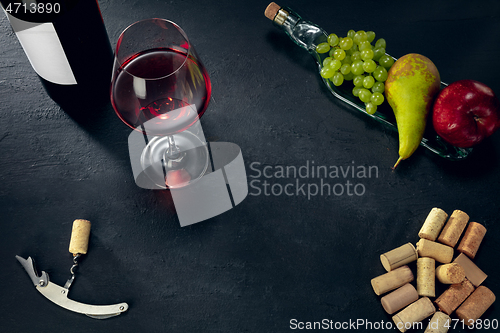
[316,29,394,114]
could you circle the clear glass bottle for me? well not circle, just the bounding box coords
[265,3,472,161]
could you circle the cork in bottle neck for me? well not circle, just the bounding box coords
[265,2,289,26]
[274,8,289,25]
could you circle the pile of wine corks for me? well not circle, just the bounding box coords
[371,208,495,332]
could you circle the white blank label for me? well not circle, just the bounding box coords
[5,13,77,85]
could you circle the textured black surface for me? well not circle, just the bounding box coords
[1,0,500,332]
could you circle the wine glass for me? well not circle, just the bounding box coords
[111,19,211,189]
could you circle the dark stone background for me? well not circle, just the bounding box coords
[1,0,499,332]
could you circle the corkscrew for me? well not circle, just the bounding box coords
[16,219,129,319]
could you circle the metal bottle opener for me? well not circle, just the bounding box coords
[16,219,129,319]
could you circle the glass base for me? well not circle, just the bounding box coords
[140,131,209,189]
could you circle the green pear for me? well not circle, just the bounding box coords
[385,53,441,168]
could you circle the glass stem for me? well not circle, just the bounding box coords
[165,135,180,160]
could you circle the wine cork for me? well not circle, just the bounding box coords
[371,265,414,296]
[457,222,486,259]
[456,286,496,326]
[435,263,465,284]
[416,239,454,264]
[424,311,451,333]
[434,278,475,315]
[380,243,418,271]
[392,297,436,333]
[418,208,448,241]
[417,257,435,297]
[381,283,419,315]
[68,219,91,255]
[437,210,469,247]
[264,2,280,20]
[453,253,487,287]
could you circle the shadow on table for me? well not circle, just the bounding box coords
[434,138,499,177]
[58,97,132,159]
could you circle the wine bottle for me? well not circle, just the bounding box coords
[264,2,472,161]
[1,0,113,109]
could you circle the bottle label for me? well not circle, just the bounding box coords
[4,12,77,85]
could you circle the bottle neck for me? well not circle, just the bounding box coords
[272,6,293,26]
[272,6,327,53]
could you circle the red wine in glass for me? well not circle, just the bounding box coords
[111,47,211,136]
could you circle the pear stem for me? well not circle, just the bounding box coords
[392,156,404,170]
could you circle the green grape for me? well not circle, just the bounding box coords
[346,43,359,55]
[340,37,354,50]
[351,51,362,62]
[327,33,339,47]
[371,92,385,105]
[363,59,377,73]
[333,48,346,61]
[320,66,335,79]
[316,42,330,54]
[353,75,365,87]
[340,63,351,75]
[371,81,385,93]
[358,89,372,103]
[328,48,336,58]
[343,72,354,81]
[365,102,377,115]
[347,29,355,39]
[342,55,352,65]
[372,47,385,61]
[331,72,344,86]
[323,57,334,68]
[373,66,388,82]
[351,60,365,75]
[360,49,374,61]
[353,30,367,44]
[366,31,376,43]
[358,40,372,51]
[375,38,386,49]
[329,59,342,71]
[352,87,362,97]
[379,55,394,69]
[363,75,375,89]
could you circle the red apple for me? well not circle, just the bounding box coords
[432,79,500,148]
